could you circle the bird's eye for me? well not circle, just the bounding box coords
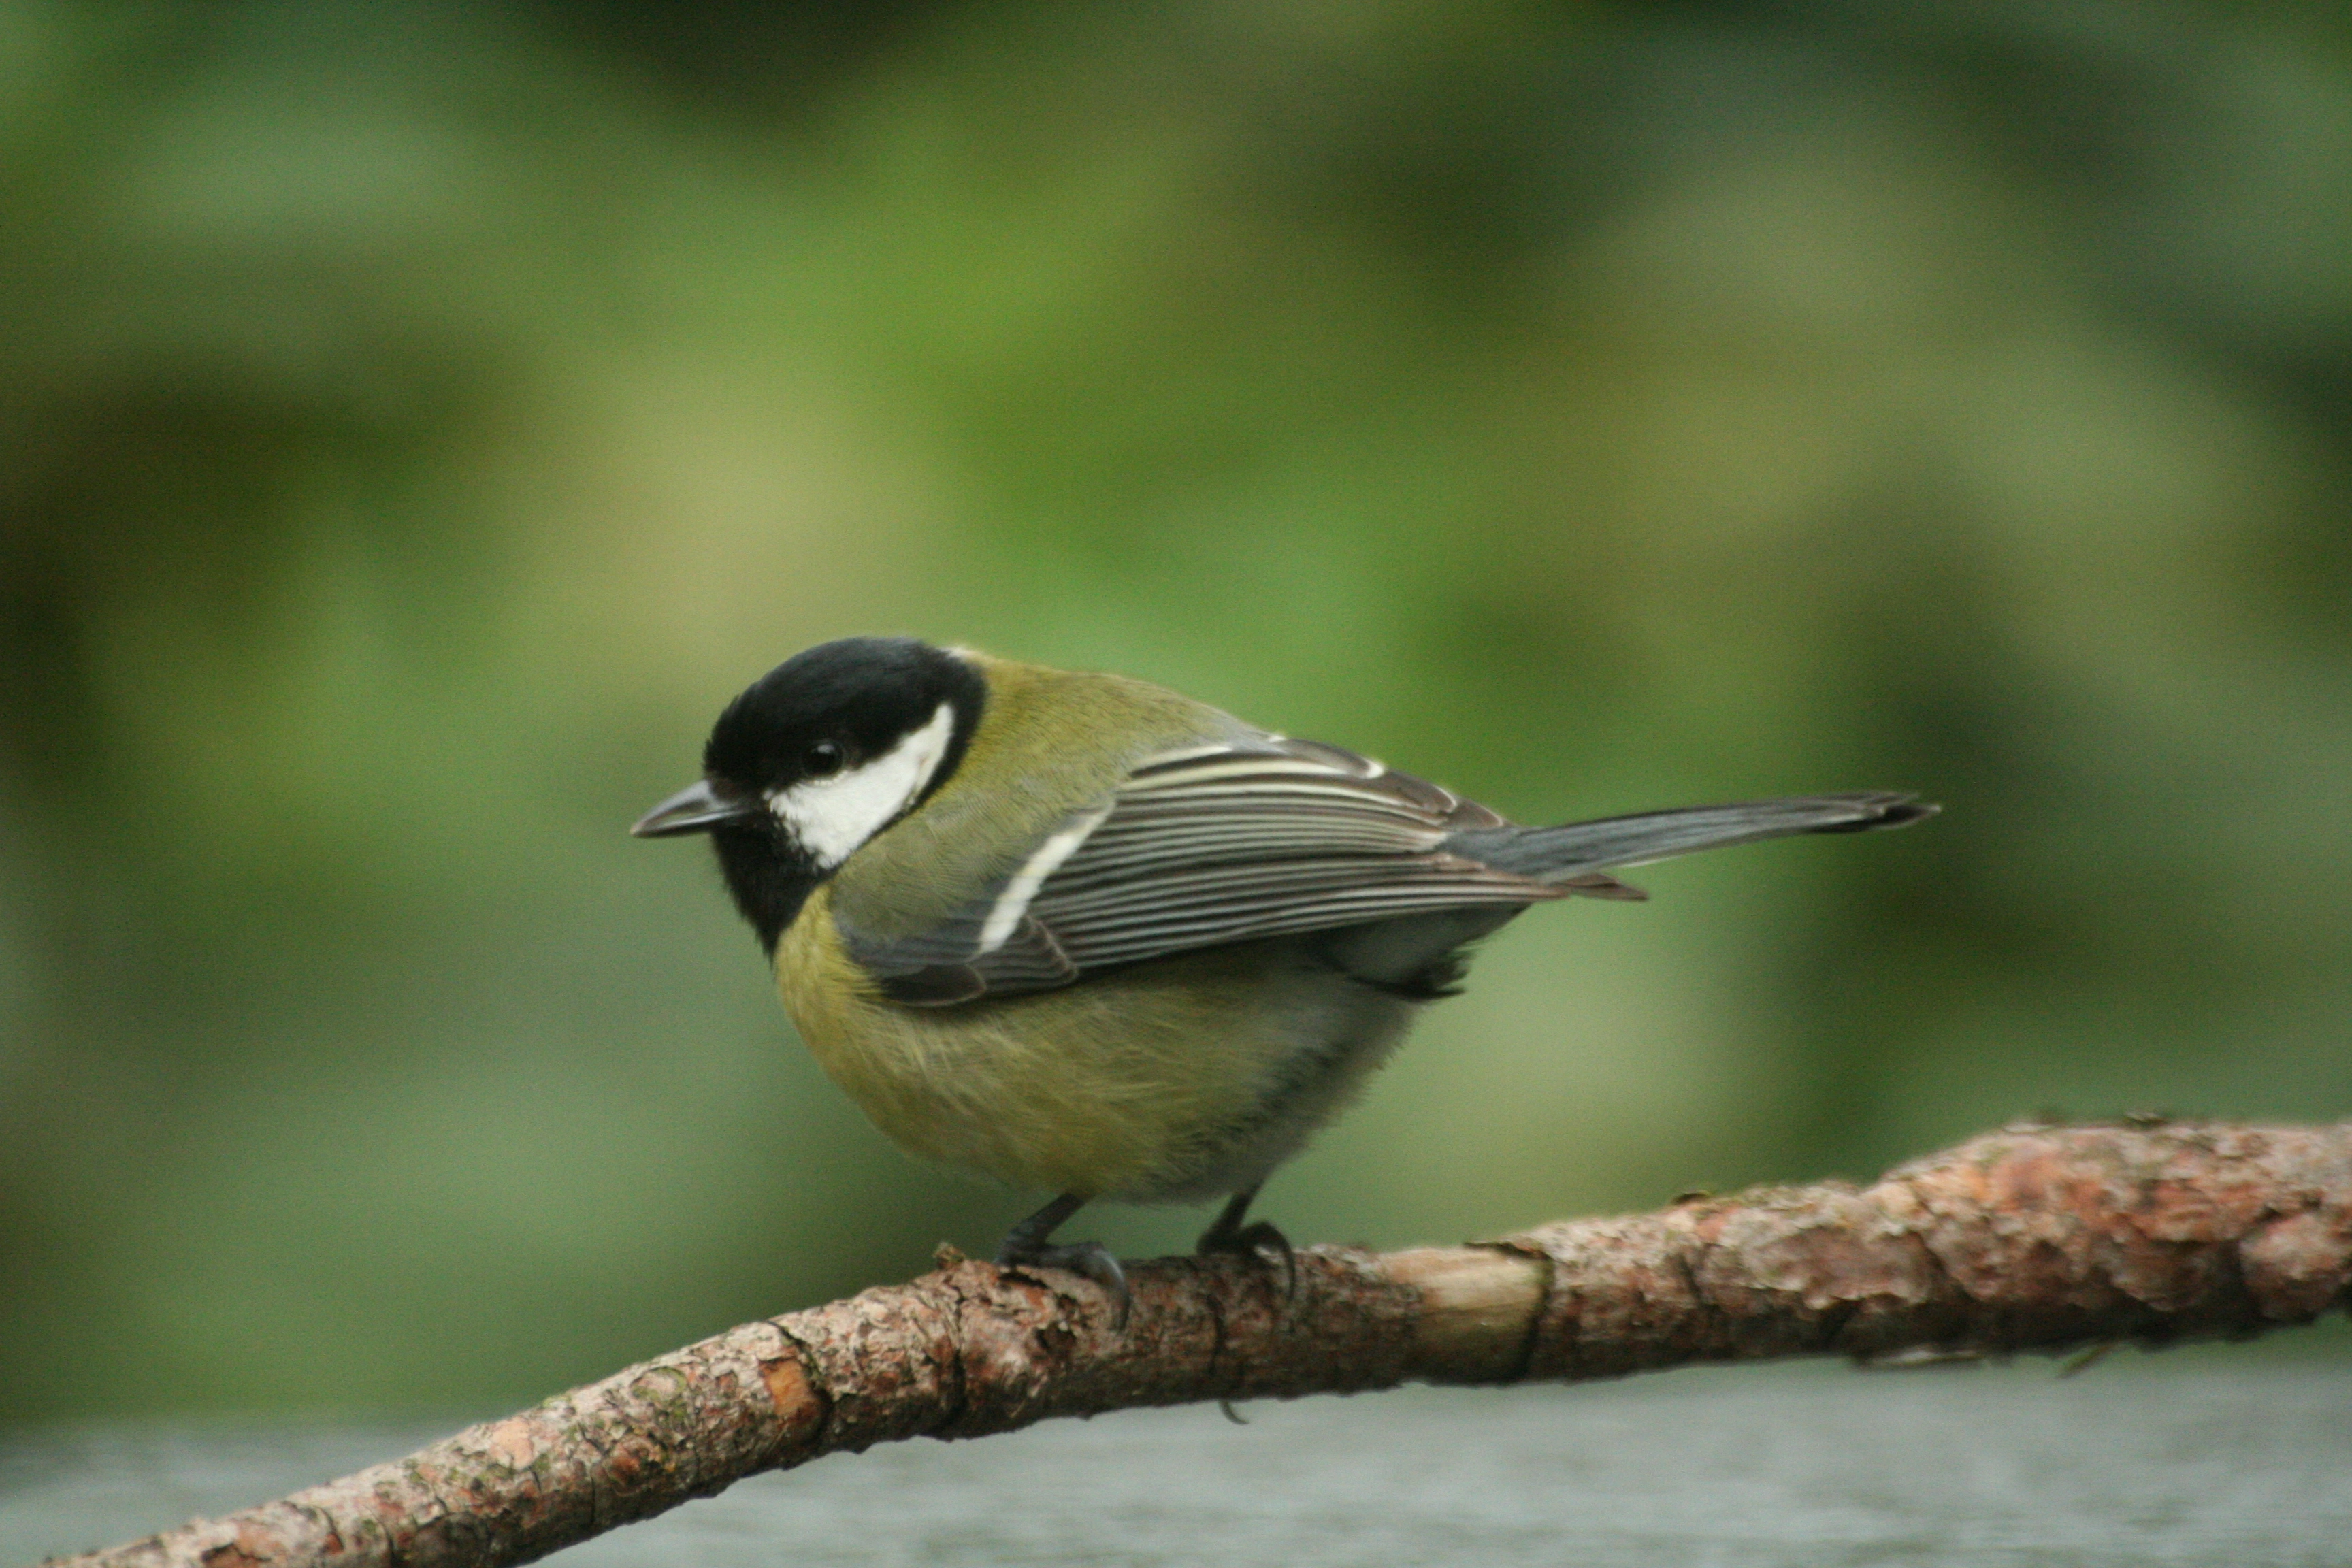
[802,740,846,778]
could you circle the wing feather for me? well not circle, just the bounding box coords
[842,736,1554,1004]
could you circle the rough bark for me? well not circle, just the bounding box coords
[50,1120,2352,1568]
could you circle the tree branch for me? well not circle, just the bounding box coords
[52,1120,2352,1568]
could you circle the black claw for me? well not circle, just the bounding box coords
[1204,1220,1298,1301]
[994,1194,1130,1329]
[1001,1241,1131,1330]
[1198,1188,1298,1302]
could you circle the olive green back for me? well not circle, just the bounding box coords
[825,654,1243,942]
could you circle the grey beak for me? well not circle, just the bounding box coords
[632,779,759,838]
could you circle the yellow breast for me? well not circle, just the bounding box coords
[773,885,1374,1200]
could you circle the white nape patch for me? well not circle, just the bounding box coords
[977,802,1114,953]
[770,702,956,870]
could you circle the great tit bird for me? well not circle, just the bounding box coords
[634,636,1932,1313]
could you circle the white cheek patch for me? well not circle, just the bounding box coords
[770,701,956,870]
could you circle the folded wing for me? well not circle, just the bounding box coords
[840,737,1574,1004]
[838,735,1933,1007]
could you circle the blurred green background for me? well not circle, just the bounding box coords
[3,0,2349,1421]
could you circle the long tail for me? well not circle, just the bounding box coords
[1449,792,1936,886]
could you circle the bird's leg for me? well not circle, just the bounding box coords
[1196,1184,1296,1299]
[994,1191,1129,1328]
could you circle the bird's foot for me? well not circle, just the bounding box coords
[996,1237,1131,1330]
[1197,1216,1298,1302]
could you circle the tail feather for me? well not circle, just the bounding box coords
[1449,792,1936,883]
